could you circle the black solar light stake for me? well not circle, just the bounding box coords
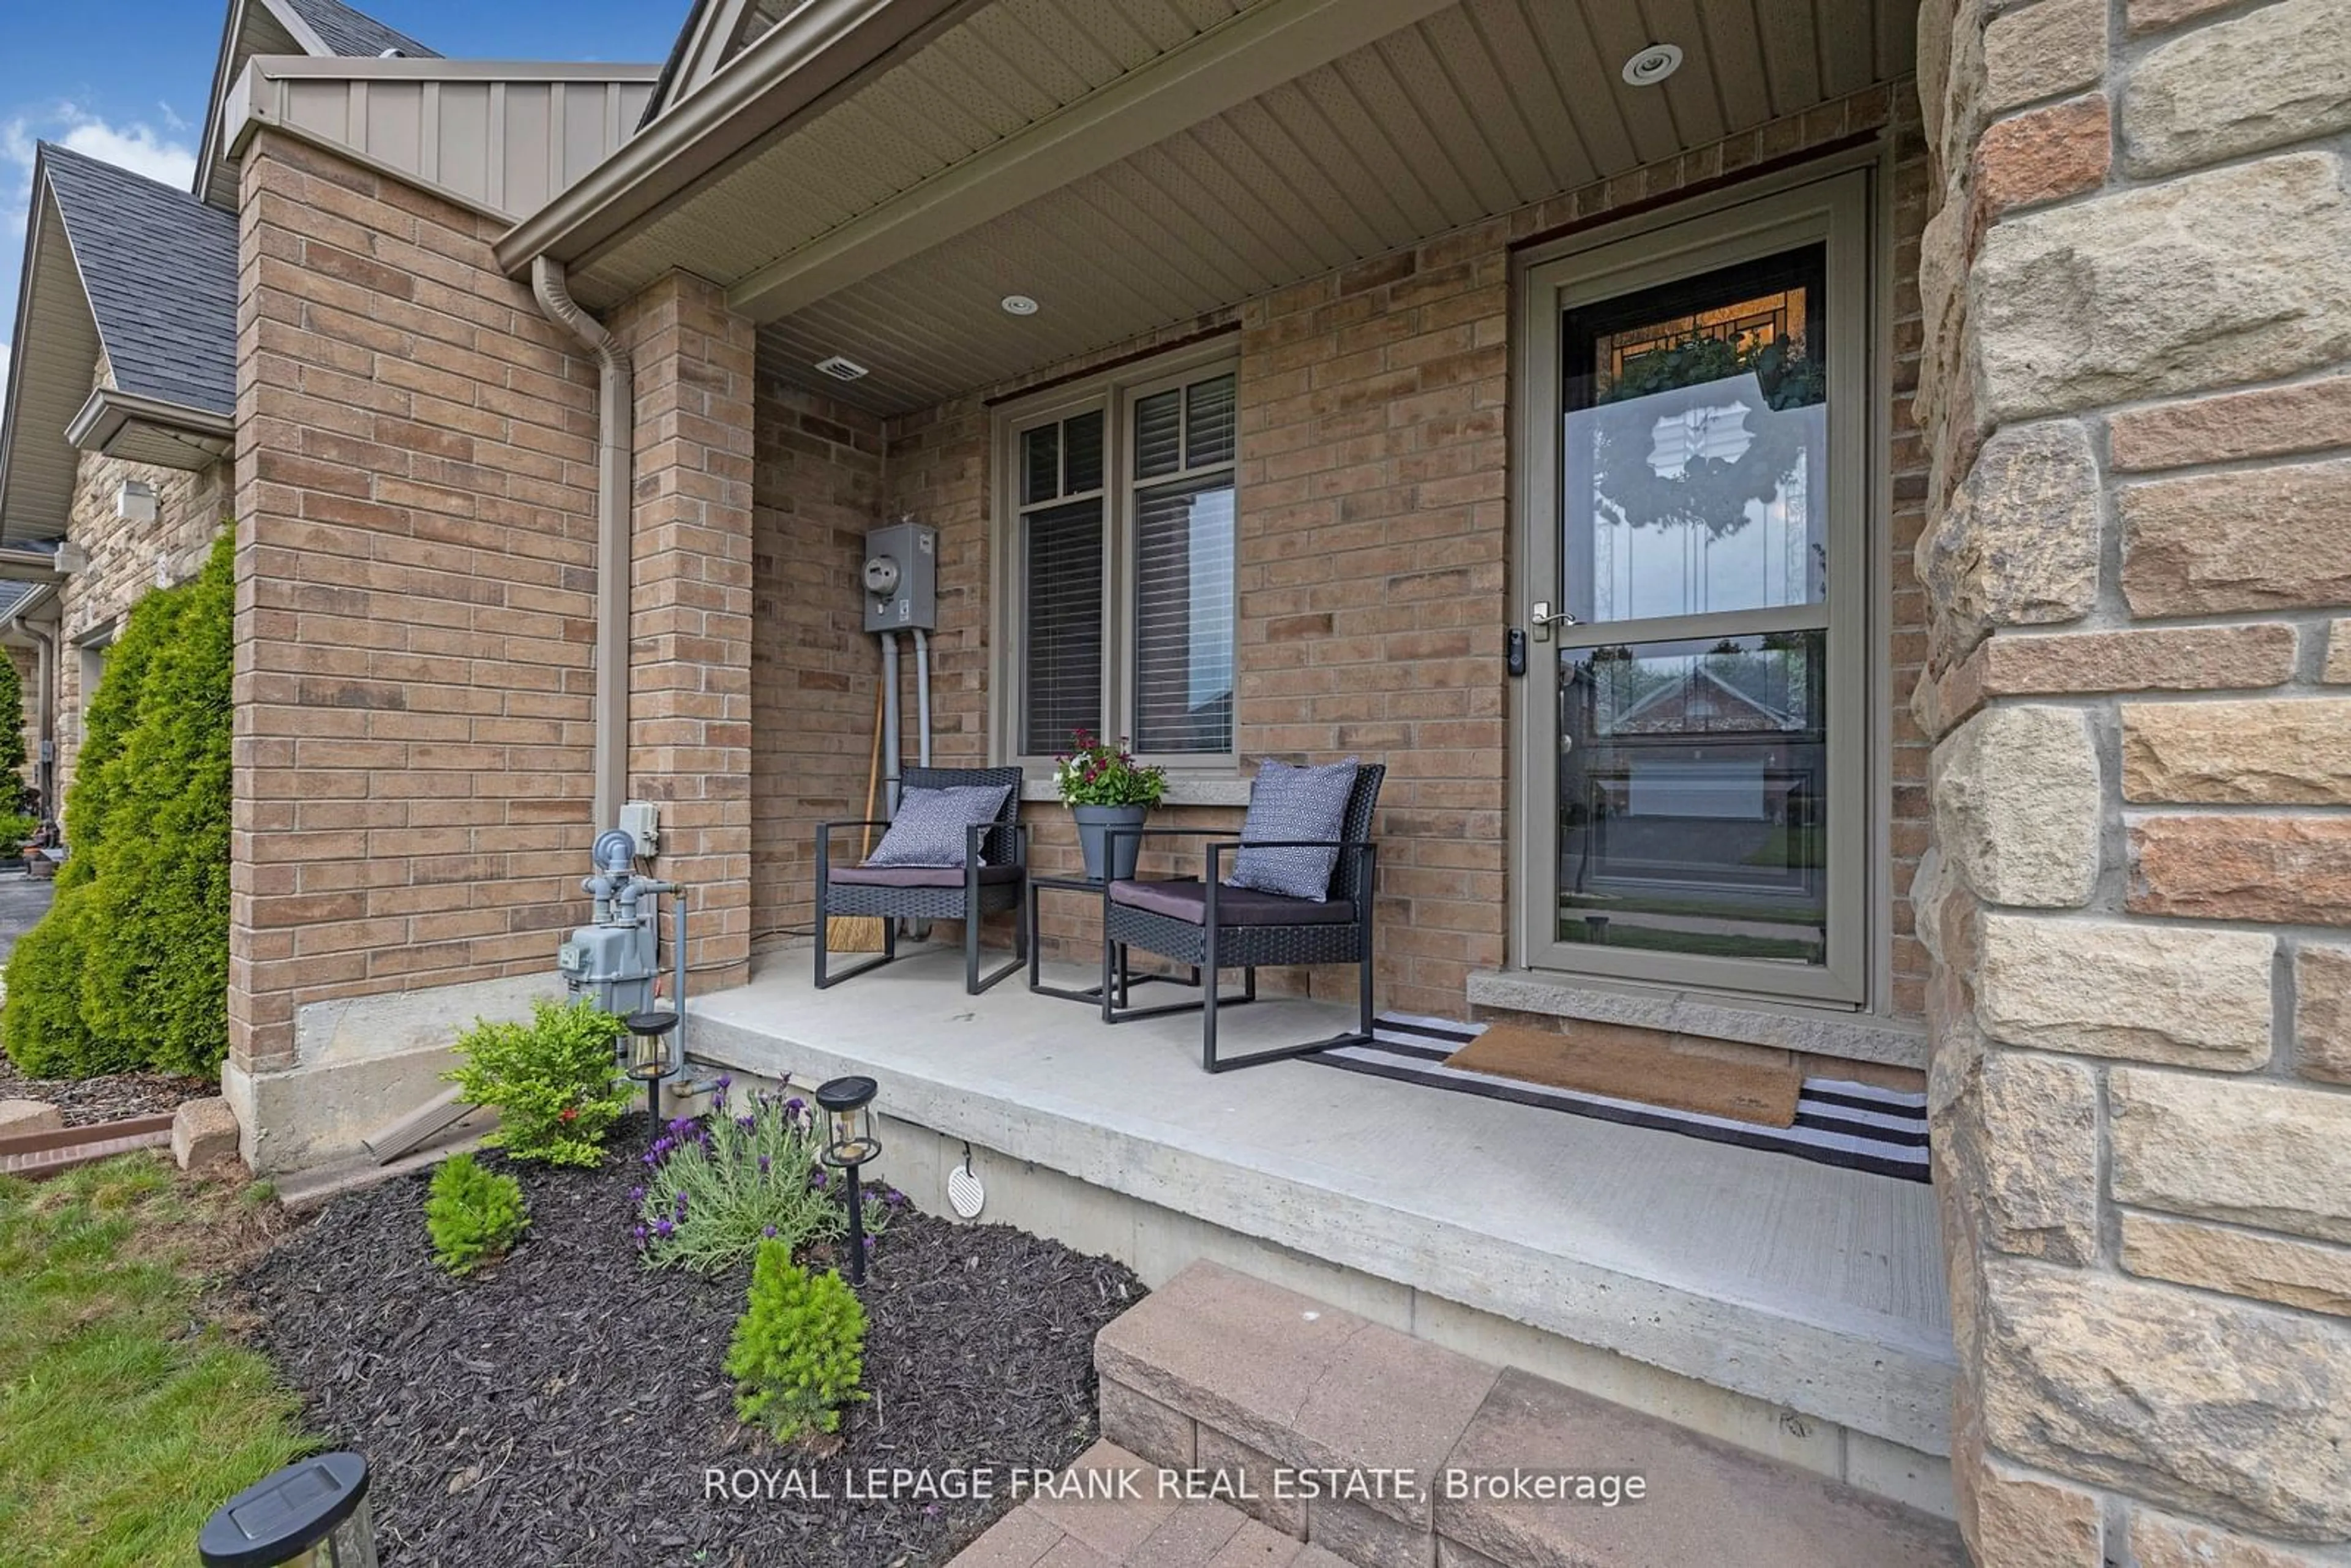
[816,1075,882,1285]
[198,1451,375,1567]
[624,1010,681,1144]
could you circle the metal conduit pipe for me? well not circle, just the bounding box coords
[913,627,932,768]
[529,257,632,833]
[880,631,903,814]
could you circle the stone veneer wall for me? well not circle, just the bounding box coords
[1912,0,2351,1559]
[803,85,1932,1022]
[57,354,231,804]
[228,129,600,1076]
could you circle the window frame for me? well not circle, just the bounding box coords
[992,340,1242,775]
[1511,165,1880,1009]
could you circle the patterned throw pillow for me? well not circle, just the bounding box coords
[866,785,1013,869]
[1225,758,1360,902]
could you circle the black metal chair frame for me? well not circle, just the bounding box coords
[1099,765,1383,1073]
[812,765,1029,995]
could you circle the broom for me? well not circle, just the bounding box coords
[827,681,888,952]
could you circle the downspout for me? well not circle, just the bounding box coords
[530,257,632,833]
[4,585,59,822]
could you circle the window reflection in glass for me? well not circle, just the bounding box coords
[1557,633,1828,966]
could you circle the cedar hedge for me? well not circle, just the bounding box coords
[2,532,233,1078]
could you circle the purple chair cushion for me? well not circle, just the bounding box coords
[1108,877,1355,927]
[832,862,1023,888]
[865,784,1013,868]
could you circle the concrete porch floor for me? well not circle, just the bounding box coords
[686,945,1954,1466]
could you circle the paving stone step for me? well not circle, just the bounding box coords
[1092,1261,1967,1568]
[0,1115,175,1180]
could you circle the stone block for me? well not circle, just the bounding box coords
[2295,944,2351,1085]
[1917,421,2100,659]
[1434,1369,1965,1567]
[2123,458,2351,617]
[2125,0,2235,32]
[2124,0,2351,174]
[1976,1052,2099,1264]
[1974,914,2274,1068]
[1207,1520,1307,1568]
[1973,154,2351,422]
[2329,622,2351,685]
[2111,1068,2351,1246]
[1305,1493,1433,1568]
[0,1099,62,1137]
[1981,1261,2351,1539]
[1028,1442,1178,1562]
[171,1097,241,1172]
[1973,96,2111,220]
[2129,816,2351,927]
[2123,699,2351,805]
[2121,1213,2351,1319]
[1982,0,2107,112]
[1196,1427,1305,1540]
[1131,1499,1253,1566]
[1289,1323,1499,1526]
[1100,1378,1196,1473]
[2109,377,2351,471]
[951,1506,1071,1568]
[1967,1452,2104,1567]
[1932,705,2101,907]
[2130,1507,2338,1568]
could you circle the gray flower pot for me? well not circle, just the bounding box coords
[1071,804,1147,883]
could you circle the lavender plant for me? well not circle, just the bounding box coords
[632,1078,898,1272]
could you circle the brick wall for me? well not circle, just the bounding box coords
[747,374,884,949]
[609,272,757,990]
[1914,0,2351,1559]
[228,130,600,1074]
[757,88,1929,1024]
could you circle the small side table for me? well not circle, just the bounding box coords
[1026,871,1199,1007]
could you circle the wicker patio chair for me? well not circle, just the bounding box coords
[813,765,1028,994]
[1098,763,1384,1072]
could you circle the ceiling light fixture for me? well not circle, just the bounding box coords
[1621,43,1683,87]
[1000,294,1040,316]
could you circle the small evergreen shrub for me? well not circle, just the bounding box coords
[726,1242,867,1444]
[446,998,632,1166]
[425,1153,528,1275]
[2,532,231,1078]
[634,1081,896,1272]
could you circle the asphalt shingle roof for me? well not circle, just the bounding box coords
[280,0,441,58]
[42,145,238,418]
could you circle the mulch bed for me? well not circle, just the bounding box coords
[241,1123,1146,1567]
[0,1059,214,1127]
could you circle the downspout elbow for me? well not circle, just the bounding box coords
[531,256,632,835]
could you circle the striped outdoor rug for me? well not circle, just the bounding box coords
[1309,1013,1930,1183]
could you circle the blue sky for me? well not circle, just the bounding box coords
[1,0,692,388]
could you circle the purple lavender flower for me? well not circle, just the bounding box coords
[632,1224,647,1241]
[862,1236,876,1250]
[641,1149,660,1168]
[673,1191,689,1216]
[737,1114,756,1132]
[716,1074,732,1090]
[757,1154,771,1174]
[653,1218,674,1239]
[884,1188,906,1208]
[810,1169,827,1189]
[762,1225,778,1239]
[784,1097,805,1115]
[629,1187,645,1203]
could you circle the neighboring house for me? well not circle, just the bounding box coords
[2,0,2348,1561]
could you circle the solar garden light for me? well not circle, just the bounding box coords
[816,1075,882,1285]
[624,1008,680,1142]
[198,1451,375,1567]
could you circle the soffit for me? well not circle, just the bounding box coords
[755,0,1917,415]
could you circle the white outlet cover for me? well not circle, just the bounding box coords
[946,1162,986,1218]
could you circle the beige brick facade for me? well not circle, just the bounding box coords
[744,85,1932,1026]
[228,130,601,1074]
[1916,0,2351,1558]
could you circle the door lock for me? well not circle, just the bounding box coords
[1529,601,1581,641]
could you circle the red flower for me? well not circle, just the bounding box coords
[559,1106,579,1123]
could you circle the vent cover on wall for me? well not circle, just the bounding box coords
[815,355,871,381]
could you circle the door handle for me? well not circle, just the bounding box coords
[1529,601,1581,641]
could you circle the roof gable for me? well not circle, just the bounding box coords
[195,0,443,207]
[42,146,238,418]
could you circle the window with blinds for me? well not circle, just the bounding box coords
[1002,356,1239,765]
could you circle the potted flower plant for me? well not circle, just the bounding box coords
[1053,729,1166,883]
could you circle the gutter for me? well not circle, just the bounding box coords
[4,582,60,817]
[492,0,970,279]
[530,258,631,833]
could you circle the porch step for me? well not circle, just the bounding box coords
[1087,1261,1966,1568]
[950,1442,1351,1567]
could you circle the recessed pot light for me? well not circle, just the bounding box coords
[1621,42,1683,87]
[1000,294,1040,316]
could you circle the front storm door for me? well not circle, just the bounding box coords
[1517,172,1871,1005]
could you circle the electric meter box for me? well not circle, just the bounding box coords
[862,522,937,632]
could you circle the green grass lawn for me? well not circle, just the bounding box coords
[0,1155,312,1567]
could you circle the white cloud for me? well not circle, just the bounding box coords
[2,104,200,238]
